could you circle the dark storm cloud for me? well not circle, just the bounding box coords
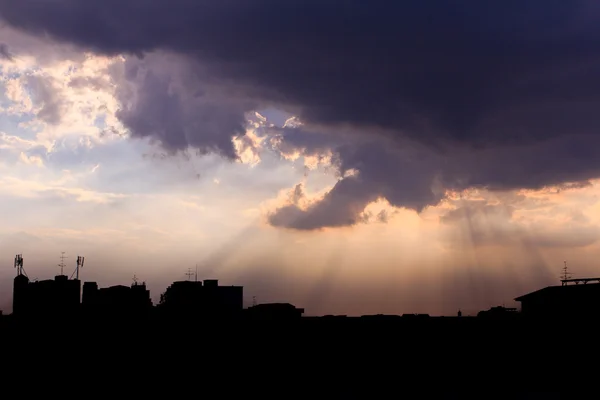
[108,53,257,158]
[268,138,447,230]
[3,0,600,230]
[267,132,600,230]
[2,0,599,146]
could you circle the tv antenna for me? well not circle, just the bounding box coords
[195,264,198,282]
[252,296,257,307]
[14,254,27,277]
[561,261,573,283]
[71,255,85,280]
[58,252,68,276]
[133,274,138,285]
[185,268,194,281]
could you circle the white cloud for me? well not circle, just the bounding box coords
[18,151,44,167]
[1,45,127,152]
[2,76,33,114]
[0,131,37,150]
[0,175,128,204]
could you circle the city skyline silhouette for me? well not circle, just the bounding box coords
[1,240,599,316]
[4,252,600,321]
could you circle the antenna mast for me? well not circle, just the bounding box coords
[195,264,198,282]
[72,255,85,280]
[133,274,138,286]
[14,254,26,277]
[185,268,194,281]
[58,252,68,276]
[561,261,573,285]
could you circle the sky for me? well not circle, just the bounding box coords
[1,1,600,316]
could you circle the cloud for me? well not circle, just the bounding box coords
[108,52,258,159]
[439,190,600,249]
[24,74,67,125]
[0,43,128,158]
[0,131,49,167]
[2,1,599,143]
[18,151,44,167]
[0,131,37,150]
[0,175,128,204]
[3,1,600,229]
[269,177,378,230]
[0,43,12,60]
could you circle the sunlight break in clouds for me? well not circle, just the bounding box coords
[1,50,126,148]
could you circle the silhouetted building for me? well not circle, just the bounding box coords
[401,313,430,318]
[246,303,304,320]
[12,274,30,316]
[13,274,81,317]
[477,306,518,319]
[159,279,243,318]
[54,275,81,314]
[82,281,98,306]
[515,279,600,318]
[82,281,152,316]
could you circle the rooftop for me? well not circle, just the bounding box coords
[515,281,600,302]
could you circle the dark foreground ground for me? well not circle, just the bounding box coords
[1,313,595,396]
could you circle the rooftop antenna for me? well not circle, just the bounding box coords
[252,296,257,307]
[58,252,68,276]
[561,261,572,286]
[14,254,26,277]
[71,255,85,280]
[185,268,194,281]
[133,274,138,285]
[195,264,198,282]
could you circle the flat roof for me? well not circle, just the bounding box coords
[515,282,600,302]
